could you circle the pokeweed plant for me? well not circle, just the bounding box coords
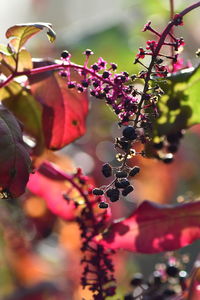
[0,1,200,299]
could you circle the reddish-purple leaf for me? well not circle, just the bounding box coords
[0,105,31,197]
[99,200,200,253]
[28,60,89,150]
[27,162,77,221]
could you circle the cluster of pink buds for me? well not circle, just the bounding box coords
[135,18,185,77]
[59,49,142,125]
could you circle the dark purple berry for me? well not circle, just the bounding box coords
[116,171,128,178]
[102,163,112,177]
[110,194,120,202]
[91,64,99,71]
[122,185,134,196]
[81,80,89,87]
[77,86,84,92]
[99,202,108,209]
[106,188,119,197]
[103,86,110,93]
[92,188,104,195]
[90,90,96,96]
[122,126,137,140]
[110,63,117,70]
[120,75,126,82]
[106,189,120,203]
[84,49,93,56]
[123,71,129,77]
[68,82,75,88]
[115,179,130,189]
[102,71,110,79]
[61,50,70,58]
[114,108,121,115]
[129,166,140,177]
[93,81,100,87]
[166,265,179,277]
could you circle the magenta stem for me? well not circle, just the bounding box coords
[134,1,200,126]
[0,62,115,89]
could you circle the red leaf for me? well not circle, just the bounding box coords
[0,105,31,197]
[99,200,200,253]
[27,162,77,221]
[28,60,89,150]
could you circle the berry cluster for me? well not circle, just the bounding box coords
[62,168,116,298]
[124,259,188,300]
[58,13,187,208]
[60,49,140,125]
[93,126,140,208]
[41,164,116,298]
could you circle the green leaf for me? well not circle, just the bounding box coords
[0,49,33,75]
[0,81,44,155]
[6,23,56,52]
[0,44,13,56]
[145,65,200,158]
[17,49,33,71]
[152,65,200,136]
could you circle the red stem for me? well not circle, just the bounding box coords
[134,1,200,126]
[0,62,115,89]
[155,1,200,58]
